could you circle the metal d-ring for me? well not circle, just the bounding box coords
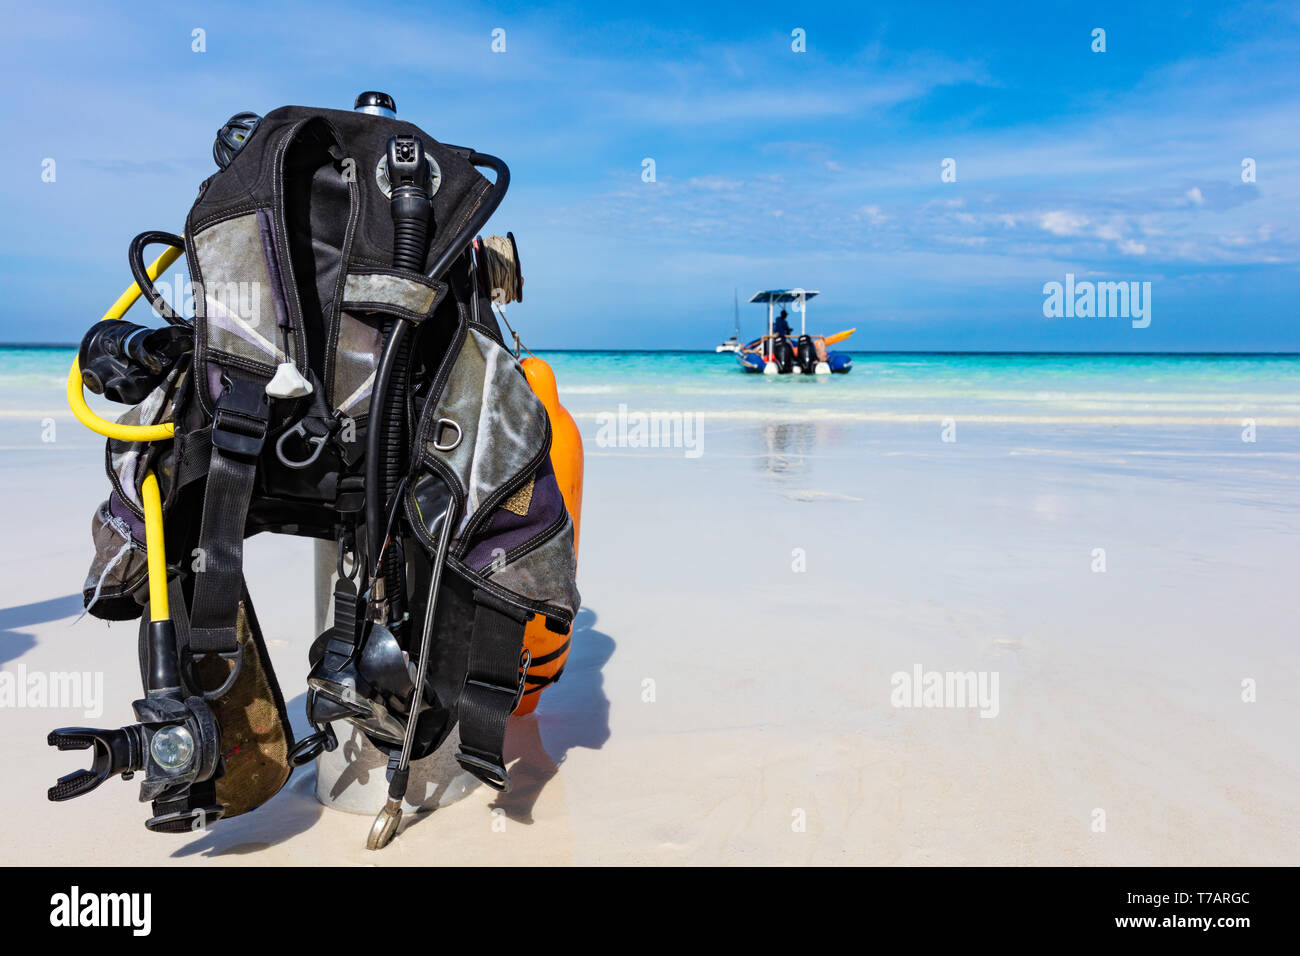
[432,417,462,452]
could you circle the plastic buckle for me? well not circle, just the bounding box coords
[145,803,225,834]
[210,378,269,458]
[454,751,511,792]
[335,476,366,514]
[452,650,531,792]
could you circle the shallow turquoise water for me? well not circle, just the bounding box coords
[540,351,1300,424]
[4,347,1299,424]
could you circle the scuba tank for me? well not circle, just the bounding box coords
[48,92,582,848]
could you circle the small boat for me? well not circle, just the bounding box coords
[716,290,743,352]
[735,289,853,374]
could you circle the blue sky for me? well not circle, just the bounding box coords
[1,0,1297,349]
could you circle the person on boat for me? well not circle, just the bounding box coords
[773,308,792,337]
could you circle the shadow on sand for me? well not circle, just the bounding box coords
[170,605,613,854]
[170,689,326,857]
[169,770,325,859]
[489,606,614,824]
[0,594,83,664]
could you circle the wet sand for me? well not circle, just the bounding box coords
[2,369,1299,865]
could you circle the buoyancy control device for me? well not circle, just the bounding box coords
[48,92,581,849]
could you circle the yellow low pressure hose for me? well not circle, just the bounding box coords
[140,471,170,622]
[66,243,184,442]
[70,242,184,623]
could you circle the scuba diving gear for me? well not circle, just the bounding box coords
[52,475,225,832]
[128,231,188,325]
[49,93,581,847]
[79,320,191,405]
[367,484,457,849]
[373,132,435,616]
[212,111,262,170]
[476,232,523,305]
[354,91,397,119]
[515,357,582,713]
[305,129,438,751]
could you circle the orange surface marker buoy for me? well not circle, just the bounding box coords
[516,356,584,714]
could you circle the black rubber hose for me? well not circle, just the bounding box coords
[366,183,430,623]
[379,185,432,614]
[365,320,409,578]
[129,231,187,326]
[426,152,509,280]
[364,152,511,602]
[379,326,411,621]
[391,202,430,270]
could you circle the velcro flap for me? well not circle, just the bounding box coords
[342,269,447,323]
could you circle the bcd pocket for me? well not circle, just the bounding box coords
[83,494,150,621]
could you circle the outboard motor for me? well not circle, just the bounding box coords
[797,335,817,374]
[772,334,794,374]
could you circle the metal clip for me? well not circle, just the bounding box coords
[512,648,532,713]
[275,419,329,469]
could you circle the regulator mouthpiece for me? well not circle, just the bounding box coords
[79,321,193,405]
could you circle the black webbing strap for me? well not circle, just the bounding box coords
[187,376,268,656]
[455,590,531,791]
[320,577,360,671]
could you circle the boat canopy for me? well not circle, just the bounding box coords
[748,290,819,304]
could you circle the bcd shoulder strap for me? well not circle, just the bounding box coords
[187,373,269,664]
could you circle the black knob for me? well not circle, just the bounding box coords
[354,91,396,116]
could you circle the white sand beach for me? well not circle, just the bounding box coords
[2,352,1299,865]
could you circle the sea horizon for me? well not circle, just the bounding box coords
[8,346,1299,431]
[4,343,1298,357]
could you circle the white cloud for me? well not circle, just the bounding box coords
[1039,211,1090,236]
[857,204,889,225]
[688,176,744,191]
